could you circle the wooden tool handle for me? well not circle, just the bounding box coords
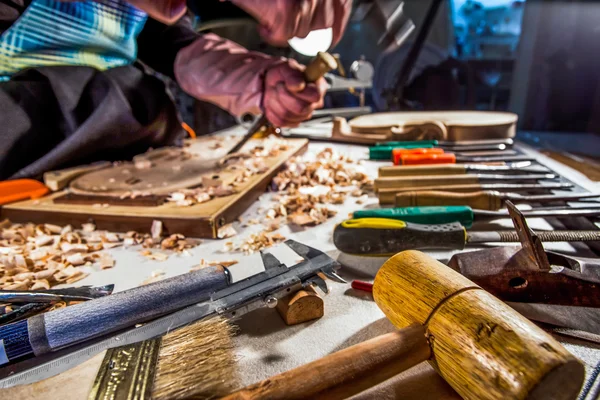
[221,325,430,400]
[379,164,466,177]
[304,52,338,83]
[374,175,479,191]
[377,184,486,204]
[373,251,585,400]
[395,190,503,210]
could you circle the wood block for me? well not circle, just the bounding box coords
[276,285,324,326]
[2,138,308,238]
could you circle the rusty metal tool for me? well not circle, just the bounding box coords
[227,52,338,155]
[448,201,600,334]
[394,190,600,210]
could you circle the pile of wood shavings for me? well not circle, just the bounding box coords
[267,191,341,226]
[271,147,371,191]
[224,232,286,255]
[0,219,201,290]
[221,148,372,253]
[265,148,372,227]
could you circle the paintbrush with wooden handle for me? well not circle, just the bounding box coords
[1,317,238,400]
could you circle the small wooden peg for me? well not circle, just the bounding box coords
[276,285,324,326]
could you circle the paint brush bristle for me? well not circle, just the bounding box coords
[152,317,239,400]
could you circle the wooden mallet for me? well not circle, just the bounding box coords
[223,251,584,400]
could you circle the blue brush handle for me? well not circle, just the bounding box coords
[0,266,229,365]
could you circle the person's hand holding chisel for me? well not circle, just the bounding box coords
[175,35,327,128]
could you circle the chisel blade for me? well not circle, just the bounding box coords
[507,192,600,203]
[474,208,600,221]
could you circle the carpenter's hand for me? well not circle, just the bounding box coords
[263,60,327,127]
[231,0,352,48]
[175,34,326,126]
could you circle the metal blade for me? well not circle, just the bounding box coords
[320,269,346,284]
[306,274,330,294]
[457,155,534,163]
[284,239,324,260]
[474,208,600,220]
[284,240,345,283]
[479,182,573,191]
[509,192,600,203]
[227,114,269,155]
[260,251,284,271]
[471,173,557,181]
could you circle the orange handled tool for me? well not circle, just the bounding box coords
[396,153,457,165]
[0,179,49,205]
[391,148,445,164]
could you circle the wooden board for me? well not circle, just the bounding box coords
[1,138,308,239]
[330,111,517,144]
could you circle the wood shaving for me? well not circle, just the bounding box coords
[271,148,371,191]
[140,250,169,262]
[151,220,163,239]
[97,253,115,270]
[266,192,338,227]
[166,186,236,207]
[226,231,286,254]
[0,219,202,290]
[82,223,96,233]
[192,259,238,272]
[141,270,166,285]
[218,224,237,239]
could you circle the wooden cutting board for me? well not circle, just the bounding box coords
[1,138,308,239]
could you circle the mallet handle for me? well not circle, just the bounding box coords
[221,325,430,400]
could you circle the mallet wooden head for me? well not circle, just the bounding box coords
[373,250,585,400]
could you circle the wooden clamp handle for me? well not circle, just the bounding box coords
[304,52,338,83]
[221,325,430,400]
[395,190,503,210]
[375,175,479,191]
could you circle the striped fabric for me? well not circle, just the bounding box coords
[0,0,147,80]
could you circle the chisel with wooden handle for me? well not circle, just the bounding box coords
[377,182,574,204]
[333,217,600,255]
[354,205,600,228]
[374,173,557,191]
[228,52,338,155]
[394,190,600,210]
[378,162,546,177]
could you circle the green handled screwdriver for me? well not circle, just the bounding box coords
[333,218,600,255]
[353,206,600,229]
